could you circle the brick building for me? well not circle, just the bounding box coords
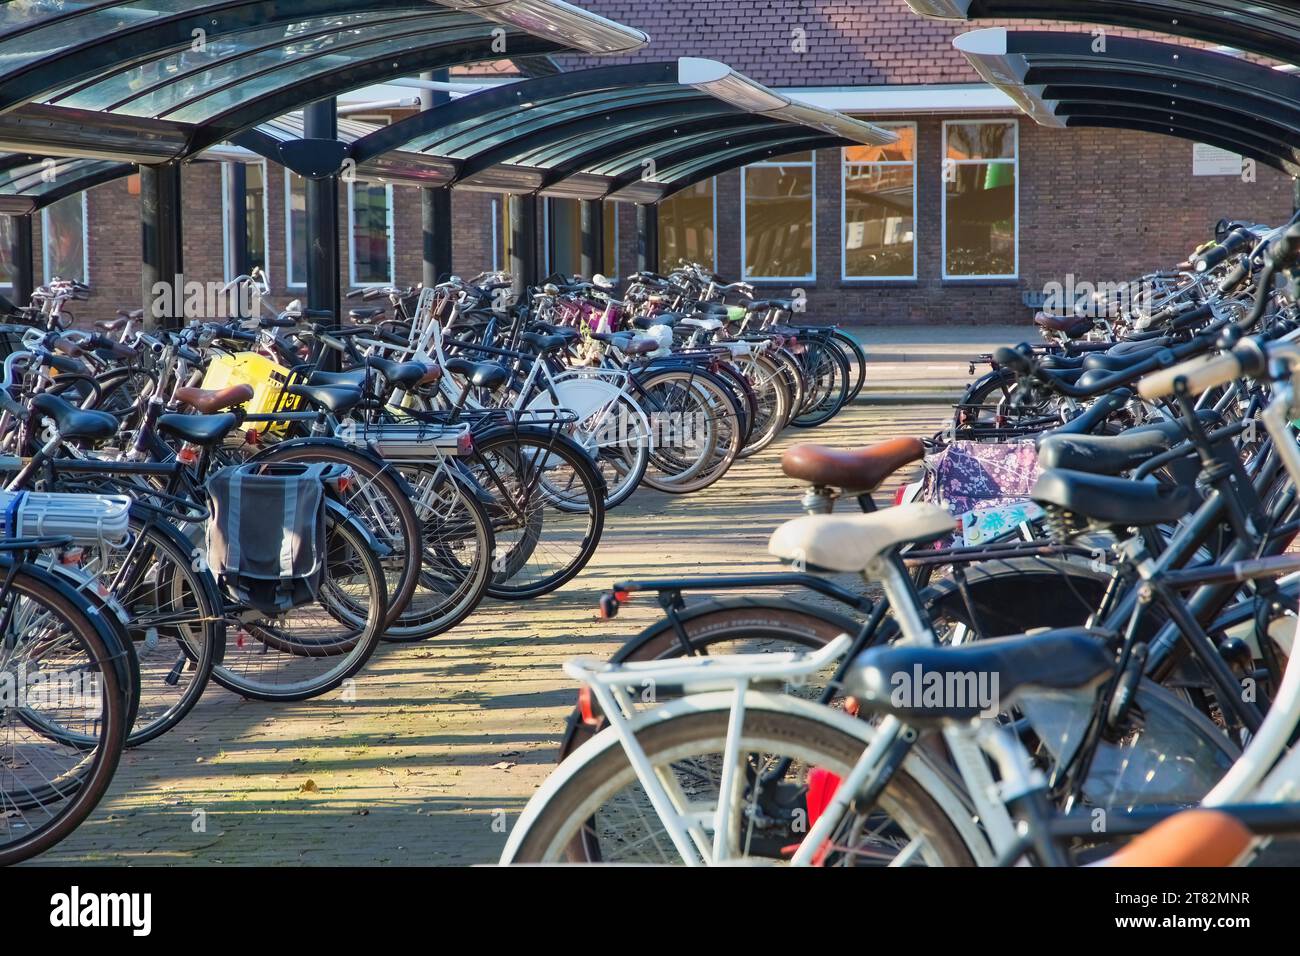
[7,0,1295,325]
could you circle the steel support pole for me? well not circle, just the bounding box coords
[509,192,539,297]
[420,70,453,286]
[140,162,183,329]
[579,198,604,278]
[8,213,32,306]
[303,98,340,323]
[636,202,658,274]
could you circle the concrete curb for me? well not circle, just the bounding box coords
[855,392,962,406]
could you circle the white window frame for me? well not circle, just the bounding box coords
[283,169,306,288]
[740,157,817,283]
[347,180,396,288]
[41,193,89,284]
[659,178,718,273]
[222,160,271,284]
[941,119,1019,281]
[840,122,917,282]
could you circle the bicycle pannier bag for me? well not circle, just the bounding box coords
[205,462,332,615]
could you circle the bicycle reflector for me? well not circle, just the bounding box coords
[598,588,631,619]
[577,687,602,727]
[457,431,474,456]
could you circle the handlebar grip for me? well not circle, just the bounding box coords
[993,345,1032,374]
[1193,227,1254,272]
[1137,351,1242,401]
[1216,257,1251,295]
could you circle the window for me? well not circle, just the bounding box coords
[658,178,715,272]
[544,198,618,279]
[222,161,269,282]
[284,170,307,287]
[42,193,87,283]
[842,124,916,281]
[943,120,1018,279]
[493,193,516,273]
[742,153,815,281]
[348,181,394,286]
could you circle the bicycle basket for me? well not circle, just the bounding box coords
[202,351,300,435]
[0,490,131,548]
[205,462,333,615]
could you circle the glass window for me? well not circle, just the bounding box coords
[42,193,86,283]
[494,194,516,274]
[223,162,268,282]
[349,182,394,286]
[658,179,715,272]
[943,120,1018,279]
[842,123,916,280]
[284,170,307,287]
[742,153,815,281]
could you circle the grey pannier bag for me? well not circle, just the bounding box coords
[205,462,335,615]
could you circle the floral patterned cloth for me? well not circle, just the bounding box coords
[922,440,1043,546]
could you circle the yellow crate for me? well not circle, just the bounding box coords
[201,352,299,433]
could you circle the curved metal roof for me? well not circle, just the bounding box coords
[907,0,1300,65]
[0,0,647,159]
[344,58,896,201]
[954,28,1300,176]
[0,155,135,215]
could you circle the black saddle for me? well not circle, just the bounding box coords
[30,393,118,441]
[519,330,568,353]
[444,358,509,391]
[157,412,238,446]
[347,307,385,322]
[285,384,364,415]
[1037,413,1220,476]
[843,628,1115,724]
[1081,345,1165,373]
[308,368,367,388]
[1032,468,1194,525]
[633,313,680,329]
[366,356,426,389]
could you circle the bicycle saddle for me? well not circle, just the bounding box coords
[519,330,568,353]
[173,384,254,414]
[308,368,367,388]
[632,313,681,329]
[95,316,132,332]
[843,628,1114,724]
[781,437,925,492]
[1034,312,1093,338]
[1037,412,1220,476]
[768,503,954,574]
[365,356,426,389]
[157,412,238,446]
[443,358,509,391]
[594,332,657,356]
[285,384,364,415]
[1081,345,1165,373]
[347,307,385,322]
[1031,468,1194,526]
[29,393,118,441]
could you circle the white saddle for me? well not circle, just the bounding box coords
[768,503,954,573]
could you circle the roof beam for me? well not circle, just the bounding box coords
[0,104,191,164]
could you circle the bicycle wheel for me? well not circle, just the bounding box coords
[78,510,224,746]
[384,462,493,641]
[211,509,387,701]
[246,440,421,628]
[0,562,129,865]
[506,705,974,865]
[769,347,806,426]
[466,427,605,600]
[734,352,790,458]
[792,339,851,428]
[828,328,867,403]
[639,368,743,494]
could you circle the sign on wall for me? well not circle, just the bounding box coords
[1192,143,1243,176]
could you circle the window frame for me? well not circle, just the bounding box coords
[840,121,917,283]
[41,192,89,284]
[283,168,307,289]
[740,155,817,284]
[941,118,1019,282]
[346,179,396,288]
[222,160,271,284]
